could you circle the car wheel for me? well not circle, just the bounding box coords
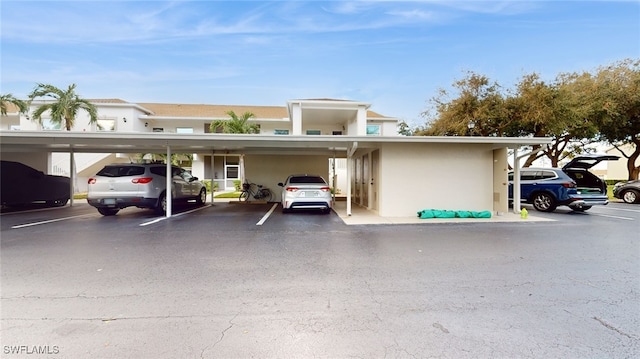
[622,189,640,204]
[155,193,167,214]
[97,208,119,216]
[532,192,557,212]
[196,188,206,205]
[322,208,331,214]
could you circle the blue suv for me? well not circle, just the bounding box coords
[509,154,618,212]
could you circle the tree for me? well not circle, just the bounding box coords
[27,83,98,131]
[512,72,599,167]
[210,111,259,134]
[417,72,511,137]
[0,93,28,116]
[586,59,640,180]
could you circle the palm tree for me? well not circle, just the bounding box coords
[0,93,28,116]
[28,83,98,131]
[210,110,259,134]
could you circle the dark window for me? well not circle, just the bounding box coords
[289,176,326,184]
[539,171,557,179]
[150,166,167,177]
[97,166,145,177]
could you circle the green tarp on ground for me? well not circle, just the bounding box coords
[417,209,492,219]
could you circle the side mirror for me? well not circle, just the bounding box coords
[191,177,199,181]
[277,182,284,187]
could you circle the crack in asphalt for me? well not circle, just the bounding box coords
[201,313,239,358]
[593,316,637,340]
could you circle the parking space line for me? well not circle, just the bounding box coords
[590,213,634,221]
[601,206,640,213]
[257,204,278,226]
[11,213,96,229]
[139,204,211,226]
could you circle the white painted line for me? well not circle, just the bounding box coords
[602,206,640,213]
[139,204,211,226]
[11,213,95,229]
[257,204,278,226]
[591,213,634,221]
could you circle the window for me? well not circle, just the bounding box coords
[332,131,343,136]
[306,130,321,135]
[366,125,381,136]
[42,119,62,131]
[274,129,289,135]
[152,128,164,132]
[97,119,116,132]
[176,127,193,134]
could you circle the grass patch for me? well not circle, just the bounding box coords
[214,191,242,199]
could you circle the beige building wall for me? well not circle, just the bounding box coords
[607,144,639,180]
[377,143,495,217]
[243,154,330,202]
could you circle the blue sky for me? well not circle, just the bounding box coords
[1,1,638,126]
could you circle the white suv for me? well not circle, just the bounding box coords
[88,163,206,216]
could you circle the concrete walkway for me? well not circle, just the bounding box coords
[332,200,553,225]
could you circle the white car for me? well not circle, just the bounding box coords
[278,174,332,214]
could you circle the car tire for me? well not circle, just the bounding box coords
[573,206,592,212]
[532,192,557,212]
[155,193,167,214]
[196,188,206,205]
[97,208,119,216]
[622,189,640,204]
[322,208,331,214]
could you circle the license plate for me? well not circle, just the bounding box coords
[302,191,318,197]
[103,198,116,205]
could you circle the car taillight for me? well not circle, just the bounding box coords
[286,186,299,192]
[132,177,153,184]
[562,182,576,188]
[320,186,330,192]
[88,178,96,184]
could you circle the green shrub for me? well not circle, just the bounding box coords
[233,180,242,191]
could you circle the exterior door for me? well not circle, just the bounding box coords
[371,150,379,211]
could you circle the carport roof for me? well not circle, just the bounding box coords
[0,131,552,155]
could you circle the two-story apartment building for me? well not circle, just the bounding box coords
[1,98,550,217]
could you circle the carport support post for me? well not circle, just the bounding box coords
[166,146,172,217]
[69,148,75,207]
[346,142,358,216]
[513,148,522,214]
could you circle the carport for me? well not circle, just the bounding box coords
[0,131,551,217]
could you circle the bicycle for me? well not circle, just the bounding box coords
[239,181,273,202]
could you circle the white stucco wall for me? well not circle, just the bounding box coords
[377,143,495,217]
[243,154,330,202]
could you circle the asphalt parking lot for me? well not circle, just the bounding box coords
[1,201,639,358]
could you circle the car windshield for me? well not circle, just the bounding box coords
[289,176,325,184]
[97,166,145,177]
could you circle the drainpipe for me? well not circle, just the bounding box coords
[512,146,542,214]
[166,145,172,218]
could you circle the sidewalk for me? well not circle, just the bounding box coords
[332,200,553,225]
